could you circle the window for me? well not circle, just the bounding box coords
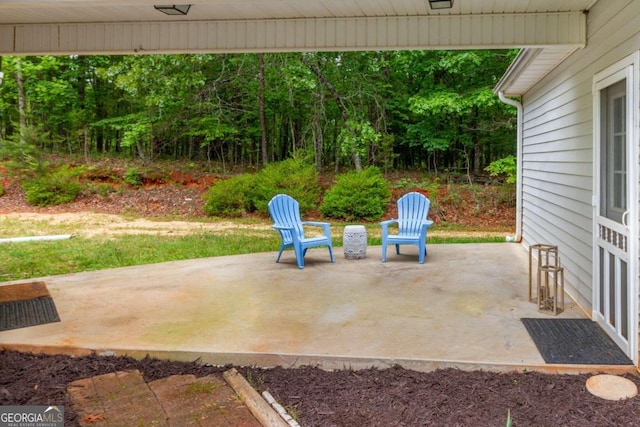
[600,80,627,222]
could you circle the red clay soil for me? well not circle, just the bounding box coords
[0,176,515,229]
[2,350,640,427]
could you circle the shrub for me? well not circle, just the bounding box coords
[320,167,391,221]
[0,183,3,197]
[485,155,517,184]
[86,182,116,198]
[204,158,322,217]
[252,158,321,215]
[203,173,256,216]
[23,165,83,206]
[0,126,50,178]
[123,167,143,187]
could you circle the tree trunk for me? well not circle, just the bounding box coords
[312,91,324,171]
[473,135,482,176]
[301,55,362,171]
[472,106,482,175]
[77,57,89,162]
[0,56,2,141]
[16,58,26,143]
[258,53,268,166]
[83,125,89,163]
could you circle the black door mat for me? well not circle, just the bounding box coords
[0,282,61,332]
[521,318,632,365]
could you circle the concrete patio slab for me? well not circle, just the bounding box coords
[0,243,632,374]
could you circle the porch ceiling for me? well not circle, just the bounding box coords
[0,0,596,25]
[0,0,597,95]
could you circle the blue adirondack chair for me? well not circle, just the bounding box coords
[268,194,335,269]
[380,192,434,264]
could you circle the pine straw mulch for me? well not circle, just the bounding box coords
[2,350,640,426]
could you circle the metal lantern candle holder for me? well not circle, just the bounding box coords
[538,263,564,315]
[529,244,564,315]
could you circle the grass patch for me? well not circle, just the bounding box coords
[0,217,79,238]
[1,233,278,282]
[0,218,511,282]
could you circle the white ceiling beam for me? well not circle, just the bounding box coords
[0,12,586,55]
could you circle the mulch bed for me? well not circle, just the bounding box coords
[2,350,640,426]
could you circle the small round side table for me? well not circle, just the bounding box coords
[343,225,367,260]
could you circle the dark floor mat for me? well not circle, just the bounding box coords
[521,318,632,365]
[0,282,60,331]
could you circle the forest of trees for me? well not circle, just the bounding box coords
[0,50,518,176]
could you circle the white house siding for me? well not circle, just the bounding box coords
[518,0,639,311]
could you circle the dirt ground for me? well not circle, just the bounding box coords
[0,174,515,228]
[3,176,640,426]
[0,177,513,242]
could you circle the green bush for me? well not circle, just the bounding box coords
[23,166,83,206]
[123,167,143,187]
[203,173,256,216]
[204,158,322,217]
[485,155,517,184]
[0,183,4,197]
[320,167,391,221]
[0,127,50,178]
[86,182,116,198]
[252,158,321,215]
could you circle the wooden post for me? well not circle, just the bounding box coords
[223,368,289,427]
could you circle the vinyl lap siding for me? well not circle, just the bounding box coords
[519,0,639,310]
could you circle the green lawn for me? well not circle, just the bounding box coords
[0,218,509,282]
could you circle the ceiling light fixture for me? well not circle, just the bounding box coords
[154,4,191,15]
[428,0,454,10]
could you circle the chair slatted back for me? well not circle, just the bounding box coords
[268,194,304,243]
[397,192,431,235]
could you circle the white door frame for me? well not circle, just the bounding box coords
[593,52,639,364]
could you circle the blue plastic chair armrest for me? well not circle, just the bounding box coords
[419,220,435,234]
[380,219,398,233]
[272,225,296,231]
[302,221,330,227]
[302,221,331,235]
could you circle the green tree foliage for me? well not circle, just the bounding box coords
[320,167,391,221]
[0,50,518,178]
[0,56,110,153]
[401,50,518,173]
[338,120,381,166]
[485,155,517,184]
